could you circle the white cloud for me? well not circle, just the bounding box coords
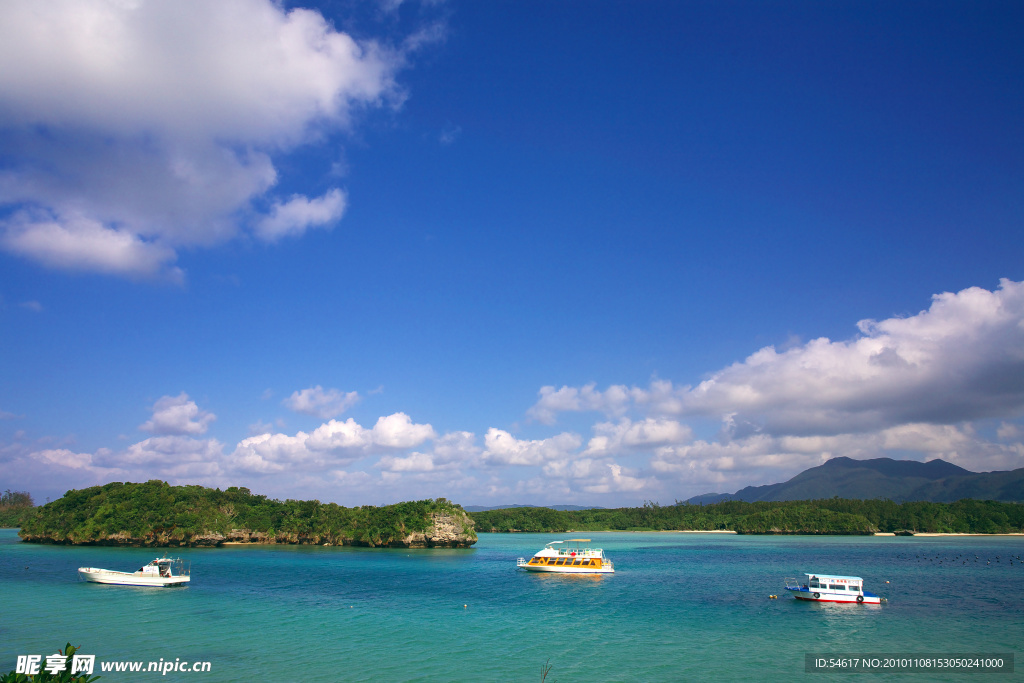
[140,393,216,435]
[529,280,1024,437]
[30,448,94,469]
[582,463,654,494]
[283,385,360,419]
[0,0,406,278]
[375,430,479,473]
[254,189,347,243]
[230,431,312,473]
[584,417,693,456]
[527,383,631,424]
[2,211,183,282]
[102,436,225,478]
[370,413,436,448]
[376,452,438,473]
[229,412,435,474]
[998,422,1022,440]
[482,428,582,466]
[676,280,1024,434]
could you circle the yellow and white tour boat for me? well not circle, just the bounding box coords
[516,539,614,573]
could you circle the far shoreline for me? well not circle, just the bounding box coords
[879,532,1024,537]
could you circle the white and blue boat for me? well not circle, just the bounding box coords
[78,557,190,587]
[784,573,882,604]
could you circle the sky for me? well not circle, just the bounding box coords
[1,0,1022,507]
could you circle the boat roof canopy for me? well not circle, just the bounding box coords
[566,539,591,543]
[806,573,863,582]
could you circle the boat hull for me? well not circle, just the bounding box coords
[78,568,190,587]
[786,588,880,604]
[520,564,614,574]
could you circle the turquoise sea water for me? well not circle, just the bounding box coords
[2,529,1022,681]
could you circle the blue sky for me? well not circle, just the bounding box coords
[1,0,1022,506]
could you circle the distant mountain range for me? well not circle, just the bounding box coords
[686,456,1024,504]
[463,504,602,512]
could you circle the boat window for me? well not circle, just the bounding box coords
[809,580,820,587]
[829,585,844,590]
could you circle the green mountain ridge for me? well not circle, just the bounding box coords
[687,457,1024,504]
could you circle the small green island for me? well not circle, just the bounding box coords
[12,481,477,548]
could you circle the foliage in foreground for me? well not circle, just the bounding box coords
[18,480,475,546]
[469,498,1024,534]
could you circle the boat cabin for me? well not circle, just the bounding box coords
[137,558,187,578]
[804,574,863,593]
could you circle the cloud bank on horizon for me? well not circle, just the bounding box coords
[5,280,1023,504]
[0,0,407,282]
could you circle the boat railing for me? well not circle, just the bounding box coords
[784,577,803,590]
[162,558,191,577]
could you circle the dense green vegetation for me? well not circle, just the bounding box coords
[0,489,36,528]
[18,480,475,547]
[470,498,1024,534]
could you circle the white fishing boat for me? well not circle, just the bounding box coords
[516,539,614,573]
[784,573,882,604]
[78,557,190,587]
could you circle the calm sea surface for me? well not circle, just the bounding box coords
[2,529,1022,681]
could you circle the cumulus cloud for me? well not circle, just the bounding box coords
[2,211,183,282]
[530,280,1024,437]
[514,280,1024,496]
[584,417,693,456]
[97,436,226,478]
[140,393,216,436]
[254,189,347,243]
[30,448,94,470]
[283,385,360,419]
[376,431,479,473]
[0,0,406,279]
[675,279,1024,434]
[229,412,435,474]
[482,428,582,466]
[527,383,632,424]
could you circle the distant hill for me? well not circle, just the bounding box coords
[686,457,1024,504]
[463,504,602,512]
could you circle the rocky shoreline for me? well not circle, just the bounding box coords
[20,511,476,549]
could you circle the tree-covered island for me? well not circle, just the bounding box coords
[0,489,35,528]
[469,499,1024,535]
[17,480,476,548]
